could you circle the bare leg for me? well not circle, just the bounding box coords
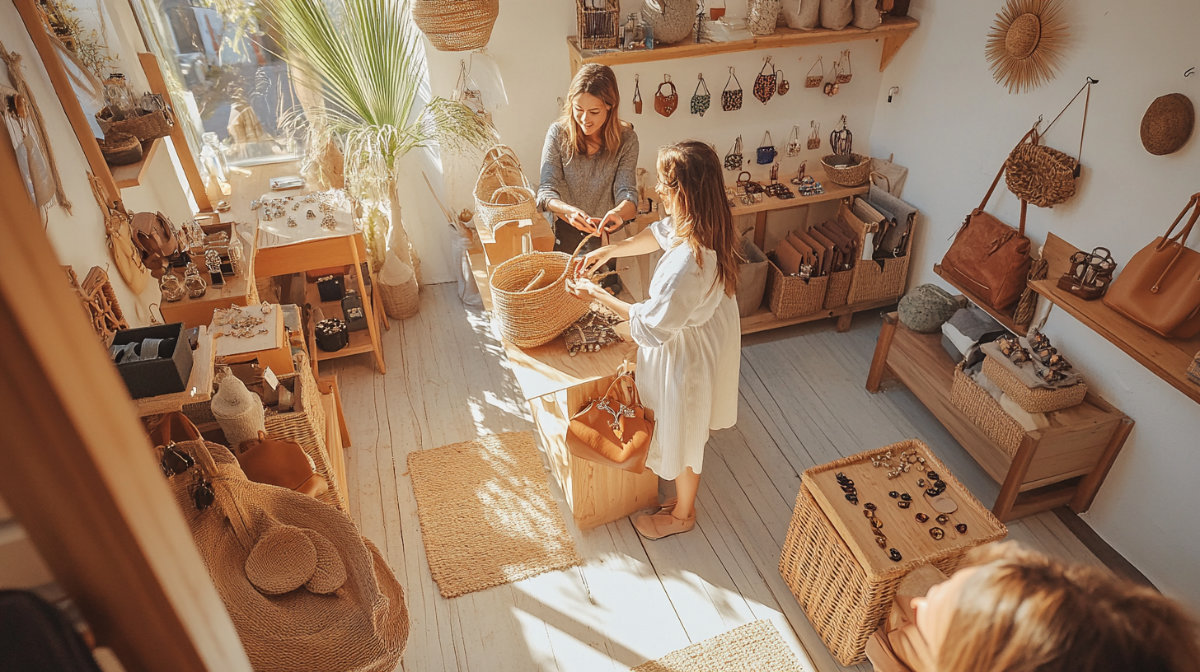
[672,467,700,519]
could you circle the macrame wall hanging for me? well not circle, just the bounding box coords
[984,0,1070,94]
[1,39,71,214]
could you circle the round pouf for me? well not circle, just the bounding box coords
[898,284,961,333]
[211,374,266,449]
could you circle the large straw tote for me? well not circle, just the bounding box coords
[412,0,499,51]
[490,251,591,348]
[475,147,536,232]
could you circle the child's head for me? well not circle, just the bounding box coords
[559,64,624,160]
[655,141,740,296]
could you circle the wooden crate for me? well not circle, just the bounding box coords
[779,440,1007,665]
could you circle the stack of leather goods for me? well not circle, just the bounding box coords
[768,203,865,317]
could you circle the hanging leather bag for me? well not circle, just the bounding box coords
[565,370,653,473]
[236,431,329,498]
[756,131,777,165]
[939,136,1033,311]
[131,210,180,277]
[654,78,678,117]
[1102,193,1200,338]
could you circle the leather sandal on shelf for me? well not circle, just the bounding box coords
[632,509,696,540]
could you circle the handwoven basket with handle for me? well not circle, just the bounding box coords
[490,236,594,348]
[474,145,537,232]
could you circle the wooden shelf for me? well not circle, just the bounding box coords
[304,282,377,364]
[567,16,919,74]
[866,312,1133,521]
[933,263,1029,336]
[730,181,868,217]
[1029,233,1200,405]
[739,296,896,335]
[112,137,162,189]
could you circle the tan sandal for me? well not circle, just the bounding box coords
[632,509,695,540]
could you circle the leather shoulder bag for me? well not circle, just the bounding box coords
[236,430,329,498]
[939,135,1034,311]
[1103,192,1200,338]
[131,210,180,276]
[566,370,653,473]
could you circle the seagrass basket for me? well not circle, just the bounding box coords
[474,146,536,232]
[412,0,499,51]
[477,185,538,233]
[847,255,910,304]
[1004,142,1077,207]
[96,106,175,141]
[767,261,828,319]
[576,0,619,49]
[379,275,419,320]
[490,251,590,348]
[950,362,1023,457]
[99,132,143,165]
[823,268,853,309]
[821,153,871,187]
[982,354,1087,413]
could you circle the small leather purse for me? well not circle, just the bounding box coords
[807,120,821,150]
[756,131,777,165]
[654,76,678,117]
[724,135,744,171]
[776,69,790,95]
[722,67,743,111]
[690,74,711,116]
[565,371,653,473]
[632,75,642,114]
[235,431,329,498]
[805,56,824,88]
[737,170,764,194]
[753,57,777,104]
[131,211,180,277]
[786,124,803,156]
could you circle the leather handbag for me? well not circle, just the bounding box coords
[1103,193,1200,338]
[131,210,180,277]
[939,142,1033,311]
[756,131,777,165]
[235,431,329,498]
[654,78,678,117]
[565,370,653,473]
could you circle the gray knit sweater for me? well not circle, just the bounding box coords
[537,121,639,220]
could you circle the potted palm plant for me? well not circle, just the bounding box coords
[263,0,492,317]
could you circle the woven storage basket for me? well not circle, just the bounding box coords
[847,255,910,304]
[1004,143,1077,208]
[490,251,591,348]
[823,268,853,309]
[767,261,828,319]
[981,354,1087,413]
[474,147,535,233]
[821,153,871,187]
[477,185,538,234]
[379,276,419,320]
[576,0,620,49]
[96,106,175,141]
[99,132,143,165]
[779,440,1006,665]
[950,362,1024,457]
[412,0,499,51]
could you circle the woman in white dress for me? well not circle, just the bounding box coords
[570,141,741,540]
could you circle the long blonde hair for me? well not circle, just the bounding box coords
[656,141,740,297]
[935,543,1200,672]
[559,64,626,162]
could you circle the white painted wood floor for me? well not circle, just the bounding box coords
[328,282,1108,672]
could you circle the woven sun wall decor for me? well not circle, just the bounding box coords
[985,0,1069,94]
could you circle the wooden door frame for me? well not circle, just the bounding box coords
[0,110,250,670]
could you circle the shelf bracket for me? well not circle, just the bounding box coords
[879,32,912,71]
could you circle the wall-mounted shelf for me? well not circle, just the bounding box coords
[1029,233,1200,405]
[567,16,919,74]
[112,137,162,189]
[934,263,1030,336]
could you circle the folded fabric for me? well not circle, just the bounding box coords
[941,324,977,361]
[947,306,1005,342]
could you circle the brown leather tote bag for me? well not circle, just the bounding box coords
[940,136,1033,311]
[566,371,653,473]
[236,431,329,498]
[1103,193,1200,338]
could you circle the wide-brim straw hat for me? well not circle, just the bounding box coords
[1141,93,1194,156]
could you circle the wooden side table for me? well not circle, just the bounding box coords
[779,440,1007,665]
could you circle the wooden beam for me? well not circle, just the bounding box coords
[12,0,119,204]
[0,111,250,671]
[138,51,212,210]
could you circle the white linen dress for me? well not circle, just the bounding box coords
[628,217,741,481]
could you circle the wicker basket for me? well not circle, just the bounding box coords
[767,261,828,319]
[1004,142,1078,208]
[99,132,143,166]
[821,153,871,187]
[950,362,1024,457]
[981,355,1087,413]
[576,0,620,49]
[779,441,1007,665]
[477,185,539,233]
[490,251,591,348]
[823,268,854,309]
[412,0,499,51]
[96,106,175,141]
[474,147,536,233]
[379,276,420,320]
[848,255,910,305]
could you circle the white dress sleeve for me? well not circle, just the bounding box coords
[628,246,709,349]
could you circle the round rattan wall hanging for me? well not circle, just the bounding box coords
[985,0,1069,94]
[1140,93,1194,155]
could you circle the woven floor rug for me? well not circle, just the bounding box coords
[407,431,581,598]
[631,620,804,672]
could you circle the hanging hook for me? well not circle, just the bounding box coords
[1185,67,1195,78]
[1085,76,1099,85]
[698,72,703,80]
[634,73,639,84]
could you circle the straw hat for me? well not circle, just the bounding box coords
[985,0,1069,94]
[1140,93,1194,156]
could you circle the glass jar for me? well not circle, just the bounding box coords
[103,73,135,122]
[159,273,185,302]
[227,234,244,277]
[183,262,207,298]
[200,132,230,185]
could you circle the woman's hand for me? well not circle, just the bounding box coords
[564,206,598,233]
[577,245,616,278]
[596,207,627,234]
[567,276,603,300]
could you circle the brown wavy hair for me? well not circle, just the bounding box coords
[559,63,627,162]
[934,542,1200,672]
[656,141,740,297]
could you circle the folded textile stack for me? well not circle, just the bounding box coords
[940,306,1006,364]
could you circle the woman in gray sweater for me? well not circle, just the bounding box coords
[538,64,639,293]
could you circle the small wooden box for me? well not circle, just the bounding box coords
[480,218,555,269]
[779,440,1006,665]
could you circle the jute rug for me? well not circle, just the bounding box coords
[407,431,581,598]
[631,620,805,672]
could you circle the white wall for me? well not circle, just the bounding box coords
[870,0,1200,608]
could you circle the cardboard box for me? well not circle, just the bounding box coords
[111,322,194,398]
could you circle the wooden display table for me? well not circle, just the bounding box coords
[469,250,658,529]
[866,312,1134,521]
[159,226,260,328]
[779,440,1006,665]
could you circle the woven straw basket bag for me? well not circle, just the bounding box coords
[490,240,592,348]
[1005,138,1077,208]
[411,0,499,51]
[474,145,538,232]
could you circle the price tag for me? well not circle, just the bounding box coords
[263,366,279,390]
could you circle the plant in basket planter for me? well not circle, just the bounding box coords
[263,0,493,318]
